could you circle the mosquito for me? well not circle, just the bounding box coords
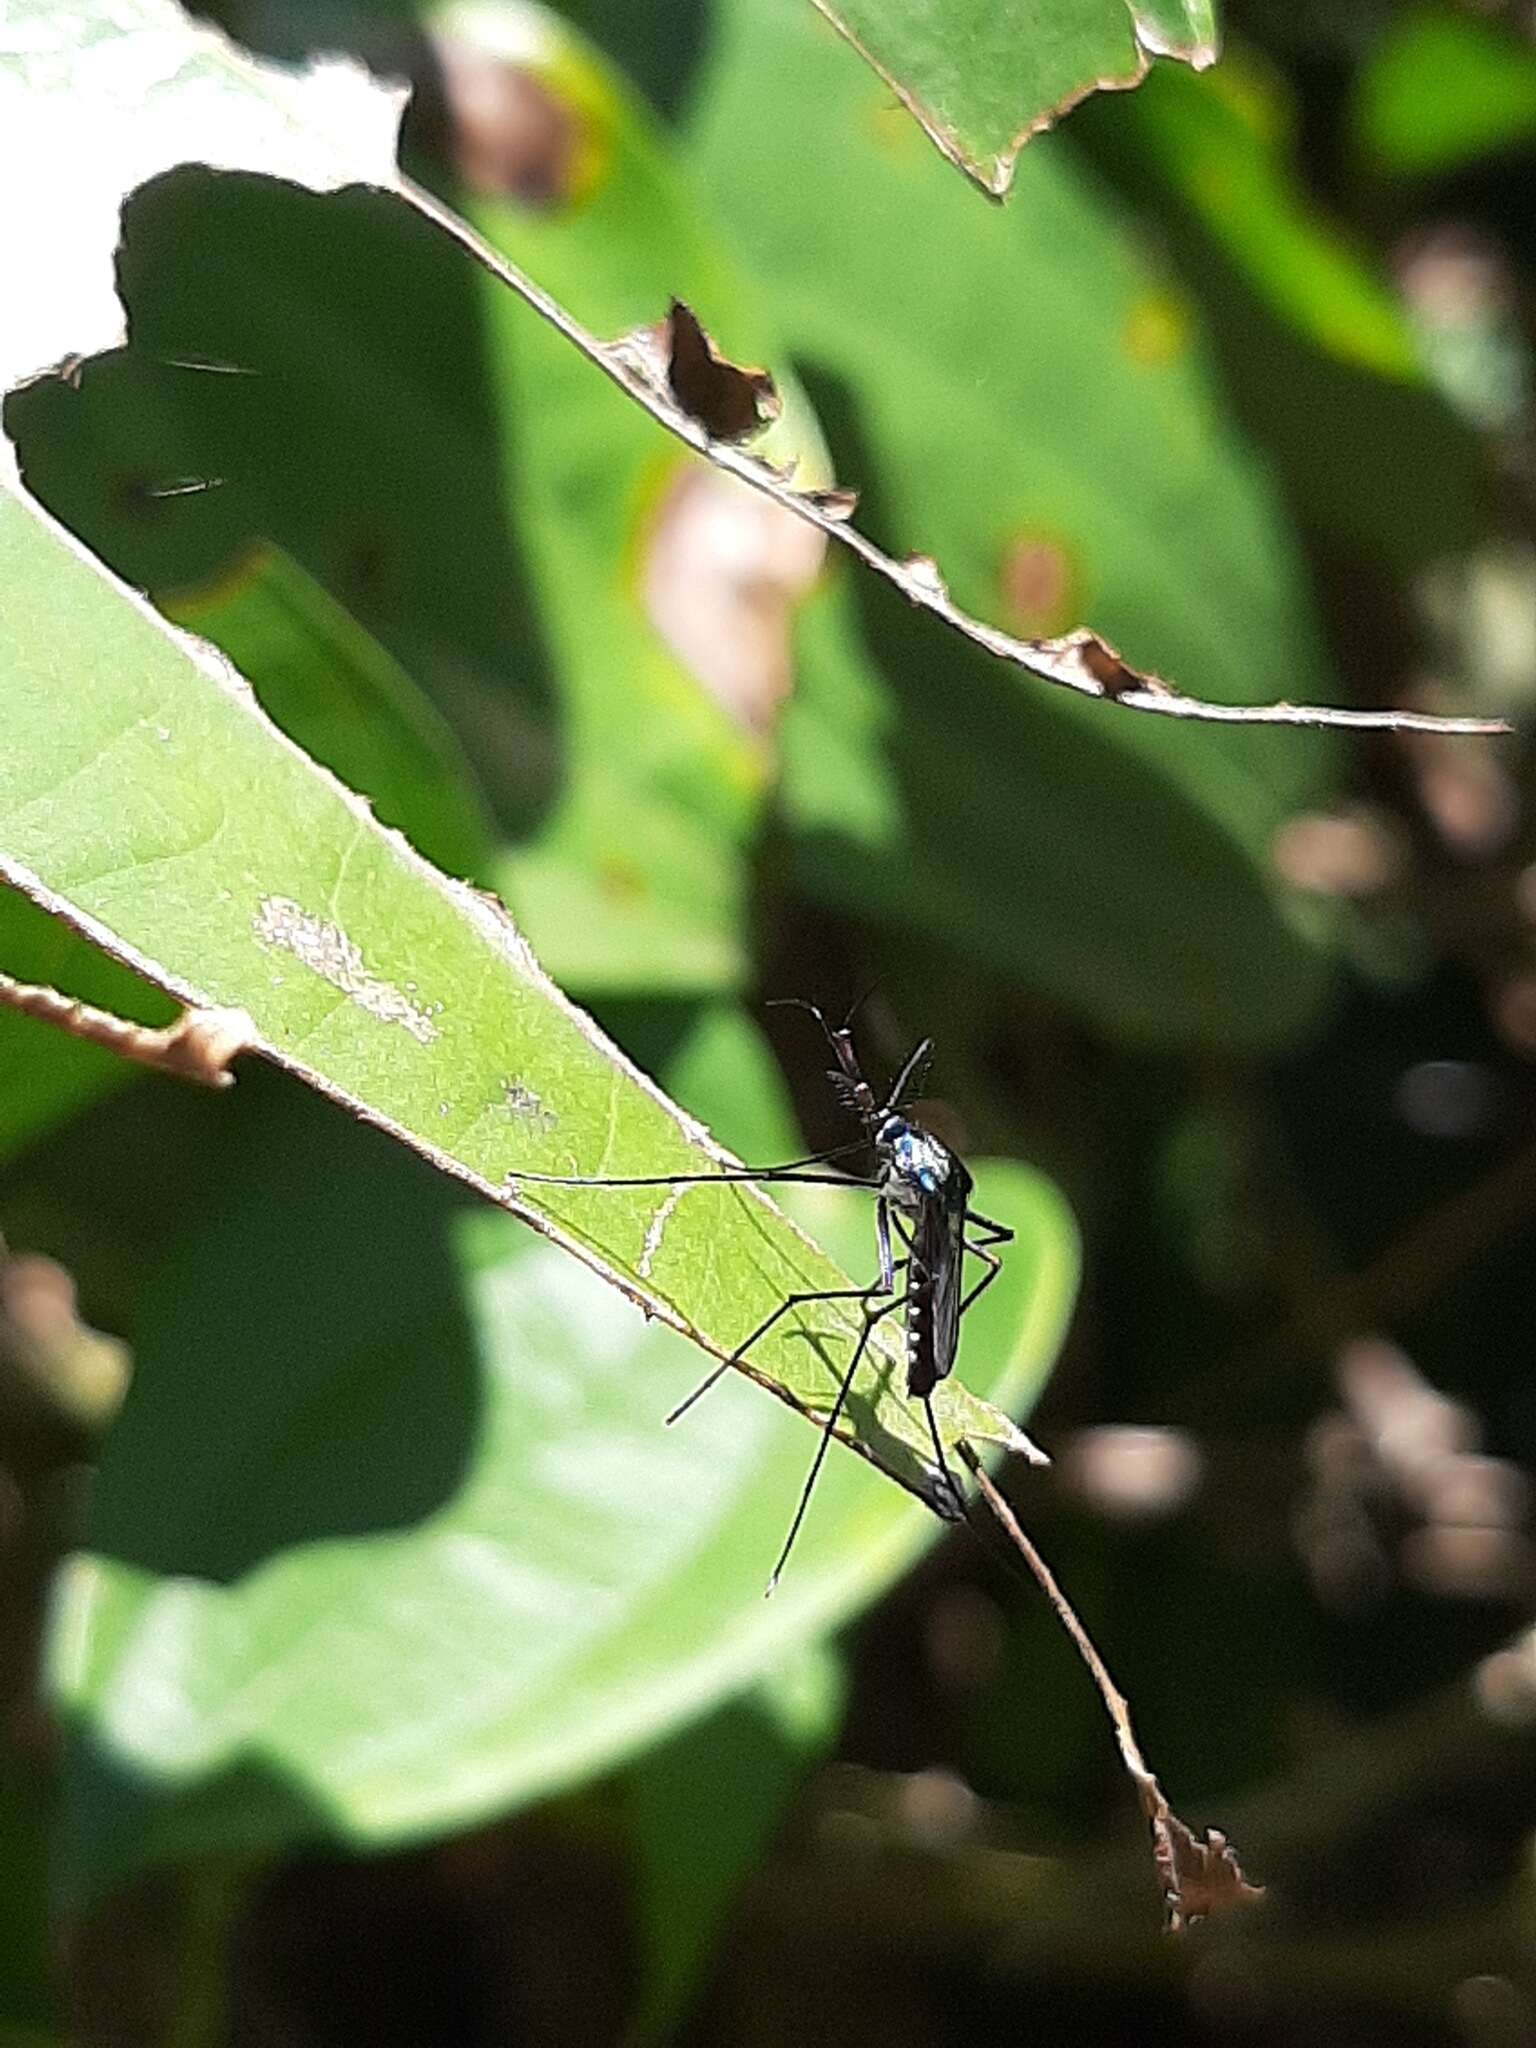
[511,1000,1014,1590]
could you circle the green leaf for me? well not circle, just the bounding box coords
[159,547,496,887]
[1,479,1041,1485]
[4,492,1076,1904]
[1355,5,1536,178]
[810,0,1219,197]
[627,1642,847,2043]
[50,1016,1075,1902]
[688,3,1341,1050]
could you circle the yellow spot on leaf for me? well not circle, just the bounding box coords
[1123,290,1189,368]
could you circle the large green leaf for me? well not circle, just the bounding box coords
[810,0,1219,197]
[1,485,1042,1482]
[49,1011,1075,1902]
[3,488,1077,1891]
[687,2,1340,1050]
[3,0,830,1003]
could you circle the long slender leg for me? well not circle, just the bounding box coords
[512,1158,868,1190]
[664,1265,906,1425]
[963,1210,1013,1245]
[765,1293,909,1594]
[956,1242,1003,1318]
[922,1393,964,1521]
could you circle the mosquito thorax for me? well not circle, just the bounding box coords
[874,1114,971,1212]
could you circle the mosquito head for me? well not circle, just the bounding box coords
[767,996,878,1125]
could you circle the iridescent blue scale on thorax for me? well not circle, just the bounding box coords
[875,1115,972,1213]
[874,1114,973,1399]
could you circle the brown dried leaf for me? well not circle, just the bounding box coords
[664,299,780,443]
[0,1244,131,1437]
[1142,1789,1266,1932]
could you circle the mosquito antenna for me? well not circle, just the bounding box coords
[883,1036,933,1116]
[842,979,882,1032]
[766,995,836,1042]
[769,996,877,1123]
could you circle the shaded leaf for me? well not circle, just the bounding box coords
[0,0,404,404]
[1114,55,1422,381]
[1069,54,1494,576]
[628,1640,846,2043]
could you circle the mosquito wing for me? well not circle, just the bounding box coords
[906,1163,972,1399]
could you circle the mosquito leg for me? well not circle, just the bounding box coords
[664,1267,906,1426]
[922,1394,965,1521]
[962,1209,1014,1246]
[956,1241,1004,1318]
[874,1195,896,1293]
[512,1164,871,1191]
[765,1293,908,1595]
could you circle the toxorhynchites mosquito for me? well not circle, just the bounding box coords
[512,1001,1025,1589]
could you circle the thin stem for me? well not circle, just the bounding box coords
[397,175,1508,740]
[962,1448,1146,1781]
[0,973,253,1088]
[961,1446,1265,1931]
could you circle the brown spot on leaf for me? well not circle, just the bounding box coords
[1123,289,1189,368]
[598,858,646,905]
[1270,808,1404,897]
[1000,532,1079,635]
[432,41,597,209]
[664,301,780,444]
[642,464,824,731]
